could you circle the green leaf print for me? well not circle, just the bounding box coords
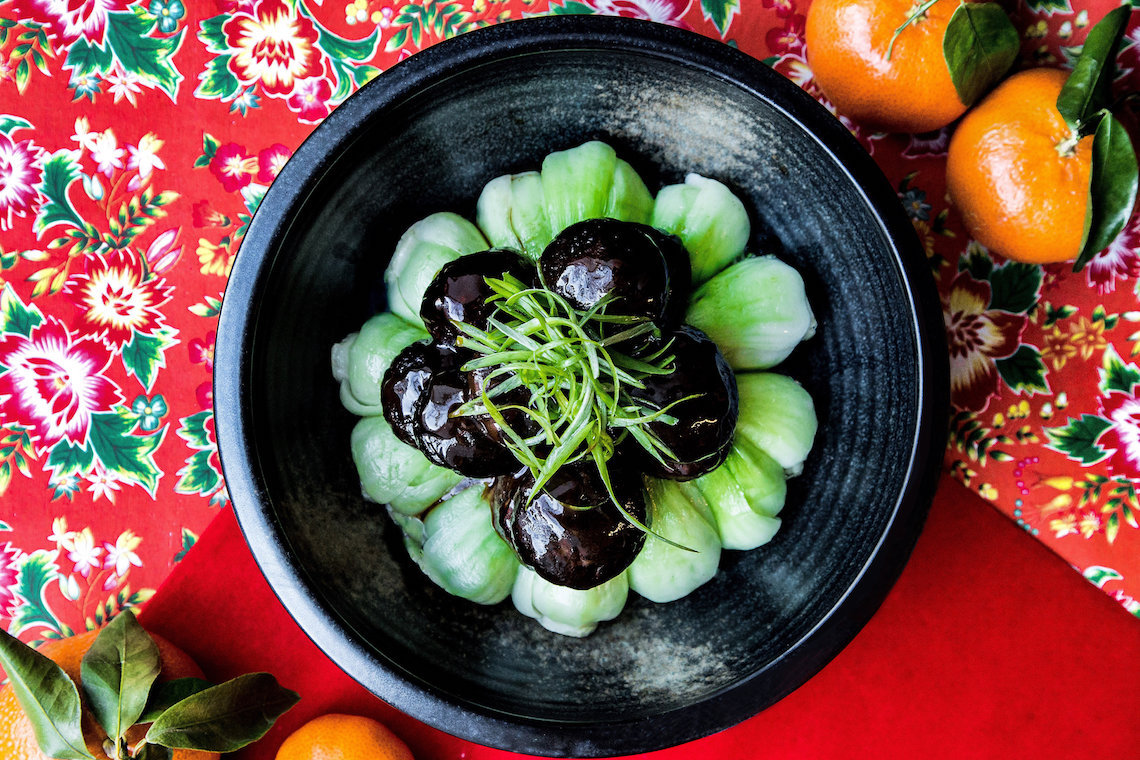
[64,39,115,79]
[175,449,221,496]
[198,14,228,52]
[384,0,475,53]
[195,55,240,102]
[995,345,1050,395]
[1084,565,1122,588]
[174,529,198,563]
[958,245,993,281]
[10,550,64,637]
[46,439,96,478]
[34,151,85,235]
[701,0,740,37]
[1021,0,1070,14]
[0,283,45,337]
[104,8,186,100]
[88,410,165,495]
[176,411,212,449]
[1099,346,1140,395]
[304,5,378,61]
[987,261,1041,314]
[121,329,176,393]
[547,1,597,14]
[175,412,221,497]
[0,114,33,135]
[1046,414,1111,465]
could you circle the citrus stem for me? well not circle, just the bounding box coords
[1056,127,1082,158]
[887,0,940,61]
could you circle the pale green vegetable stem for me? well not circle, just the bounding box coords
[686,255,815,371]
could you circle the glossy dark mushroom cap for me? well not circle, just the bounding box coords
[630,326,738,480]
[421,248,534,344]
[380,341,447,446]
[414,366,527,478]
[540,218,691,327]
[493,461,647,590]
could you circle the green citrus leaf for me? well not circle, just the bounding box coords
[80,609,161,743]
[138,677,213,723]
[1056,6,1130,131]
[1075,110,1138,270]
[144,672,299,752]
[942,2,1019,107]
[0,628,95,760]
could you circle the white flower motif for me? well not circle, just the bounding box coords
[71,116,98,152]
[127,133,165,179]
[59,574,81,601]
[103,529,142,585]
[86,467,122,503]
[49,516,75,549]
[91,129,124,177]
[106,68,142,106]
[67,528,102,578]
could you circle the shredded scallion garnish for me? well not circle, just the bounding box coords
[452,274,682,501]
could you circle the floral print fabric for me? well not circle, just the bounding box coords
[0,0,1136,646]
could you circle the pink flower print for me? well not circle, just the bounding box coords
[1085,211,1140,294]
[10,0,129,45]
[209,142,258,192]
[943,271,1027,413]
[64,250,173,351]
[1097,384,1140,479]
[0,317,123,451]
[223,0,325,97]
[0,131,46,231]
[196,381,214,409]
[257,143,292,183]
[766,13,807,57]
[192,199,231,228]
[144,228,183,274]
[189,330,216,370]
[286,76,333,123]
[762,0,796,17]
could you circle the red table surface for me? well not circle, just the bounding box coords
[137,482,1140,759]
[1,0,1140,756]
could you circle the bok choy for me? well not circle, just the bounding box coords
[685,255,815,371]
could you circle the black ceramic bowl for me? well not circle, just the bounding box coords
[215,15,948,758]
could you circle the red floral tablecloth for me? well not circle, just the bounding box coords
[0,0,1136,659]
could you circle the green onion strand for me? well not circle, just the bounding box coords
[453,274,686,512]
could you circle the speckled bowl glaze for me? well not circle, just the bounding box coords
[215,15,949,757]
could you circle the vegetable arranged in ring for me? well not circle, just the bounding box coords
[332,141,818,636]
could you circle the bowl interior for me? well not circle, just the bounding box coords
[219,18,946,757]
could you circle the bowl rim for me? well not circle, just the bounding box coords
[215,14,949,757]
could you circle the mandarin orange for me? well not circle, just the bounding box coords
[274,713,414,760]
[0,628,220,760]
[806,0,967,133]
[946,67,1093,265]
